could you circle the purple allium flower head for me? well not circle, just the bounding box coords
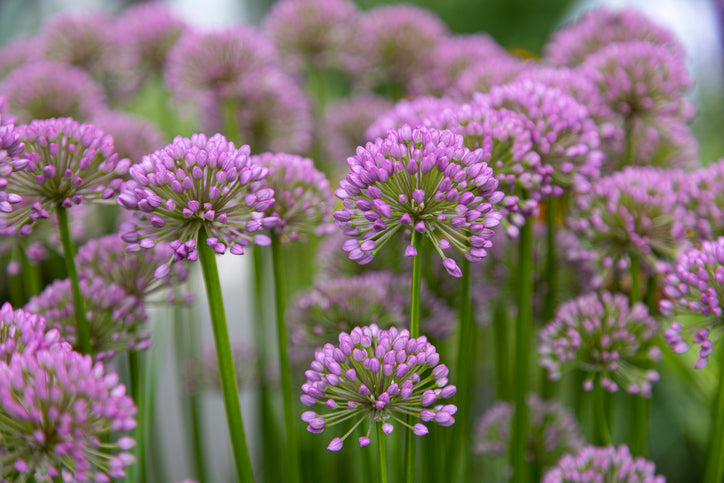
[300,324,457,450]
[0,61,107,124]
[474,394,584,470]
[450,55,528,100]
[0,302,69,363]
[544,7,686,67]
[0,118,127,237]
[90,110,166,164]
[263,0,362,74]
[539,291,661,396]
[25,277,149,360]
[542,444,665,483]
[118,133,279,269]
[0,35,42,79]
[683,160,724,241]
[183,340,265,395]
[365,96,457,141]
[660,237,724,369]
[333,126,503,277]
[0,349,137,481]
[251,152,333,241]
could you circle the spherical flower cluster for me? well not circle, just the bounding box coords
[0,61,107,123]
[0,118,128,237]
[542,444,665,483]
[333,126,503,277]
[118,133,279,271]
[25,277,149,360]
[0,302,67,363]
[0,349,137,482]
[544,7,685,67]
[539,291,661,396]
[251,152,333,241]
[474,394,584,471]
[183,340,261,395]
[91,111,166,164]
[300,324,457,450]
[451,56,527,99]
[365,96,457,141]
[683,160,724,241]
[0,36,41,79]
[660,238,724,369]
[0,96,23,169]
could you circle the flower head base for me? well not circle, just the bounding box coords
[0,302,68,363]
[660,237,724,369]
[0,349,137,482]
[25,277,148,360]
[539,291,661,396]
[333,126,503,277]
[117,133,279,270]
[0,118,128,237]
[300,324,457,450]
[251,152,334,241]
[542,444,665,483]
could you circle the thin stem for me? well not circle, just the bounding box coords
[631,396,651,456]
[56,205,91,354]
[128,350,146,483]
[405,234,423,483]
[704,344,724,483]
[378,424,389,483]
[510,220,533,483]
[630,254,642,303]
[18,247,41,298]
[493,301,510,401]
[542,200,558,323]
[593,379,612,446]
[196,227,255,483]
[271,235,301,483]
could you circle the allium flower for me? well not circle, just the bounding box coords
[0,61,107,123]
[450,55,527,99]
[300,324,457,450]
[542,444,665,483]
[0,349,137,482]
[251,152,333,241]
[683,160,724,241]
[288,271,454,363]
[333,126,503,277]
[474,394,584,470]
[539,291,661,396]
[76,234,189,304]
[0,118,128,237]
[660,238,724,369]
[117,133,279,271]
[0,96,23,168]
[25,277,148,360]
[183,340,261,395]
[365,96,457,141]
[90,111,166,163]
[544,7,685,67]
[0,302,68,362]
[0,35,42,79]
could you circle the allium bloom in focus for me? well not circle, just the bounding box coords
[25,277,148,360]
[90,111,166,164]
[300,324,457,450]
[117,133,279,273]
[333,126,503,277]
[0,302,67,362]
[660,237,724,369]
[252,152,333,241]
[542,444,665,483]
[0,118,128,237]
[0,349,137,482]
[475,394,584,471]
[539,291,661,396]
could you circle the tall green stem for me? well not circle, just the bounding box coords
[405,234,423,483]
[628,255,649,455]
[493,301,511,401]
[18,247,41,298]
[57,205,91,354]
[542,200,558,322]
[128,350,146,483]
[196,228,255,483]
[704,344,724,483]
[271,235,301,483]
[510,220,533,483]
[593,379,612,446]
[629,254,641,303]
[378,424,389,483]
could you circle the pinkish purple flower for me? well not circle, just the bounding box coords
[450,55,528,99]
[333,126,503,277]
[542,444,665,483]
[90,110,166,164]
[0,302,69,363]
[300,324,456,450]
[683,160,724,241]
[539,291,661,396]
[0,35,42,79]
[0,349,137,481]
[365,96,457,141]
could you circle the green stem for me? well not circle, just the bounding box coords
[510,220,533,483]
[704,345,724,483]
[542,200,558,322]
[630,254,642,303]
[18,247,41,298]
[128,350,146,483]
[378,424,389,483]
[593,379,612,446]
[645,275,657,315]
[631,396,650,456]
[271,235,301,483]
[405,234,423,483]
[196,228,255,483]
[222,100,241,145]
[57,205,91,354]
[493,301,510,401]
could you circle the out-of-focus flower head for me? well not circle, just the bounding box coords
[365,96,457,141]
[333,125,503,277]
[25,277,148,360]
[0,302,69,363]
[539,291,661,396]
[90,110,166,164]
[542,444,665,483]
[300,324,457,450]
[682,160,724,241]
[0,36,42,79]
[450,55,527,100]
[0,349,137,482]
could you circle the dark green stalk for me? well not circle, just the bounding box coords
[222,100,241,145]
[196,227,255,483]
[542,200,558,323]
[18,247,42,298]
[629,254,642,303]
[56,205,91,354]
[270,235,301,483]
[510,220,533,483]
[493,301,510,401]
[704,344,724,483]
[593,379,612,446]
[128,350,146,483]
[631,397,651,456]
[378,424,389,483]
[405,233,423,483]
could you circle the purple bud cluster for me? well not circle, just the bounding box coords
[660,237,724,369]
[539,291,661,396]
[0,349,137,482]
[0,302,68,363]
[117,133,279,270]
[542,444,665,483]
[300,324,456,450]
[333,125,503,277]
